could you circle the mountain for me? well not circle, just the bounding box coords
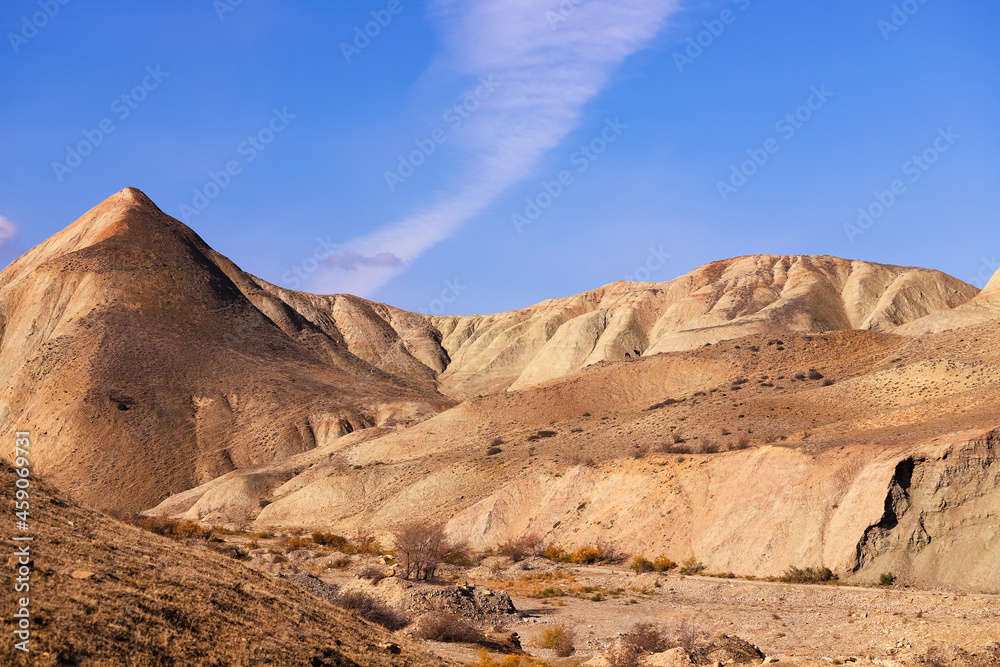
[430,255,978,396]
[1,187,989,550]
[0,188,453,512]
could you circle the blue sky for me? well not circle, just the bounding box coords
[1,0,998,315]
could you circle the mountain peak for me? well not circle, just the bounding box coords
[108,186,160,210]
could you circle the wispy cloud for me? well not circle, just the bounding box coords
[0,215,17,247]
[310,0,679,296]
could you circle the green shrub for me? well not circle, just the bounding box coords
[879,572,895,587]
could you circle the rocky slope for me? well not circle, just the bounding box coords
[148,323,1000,592]
[0,460,452,667]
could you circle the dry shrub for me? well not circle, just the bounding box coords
[311,532,351,550]
[678,557,705,575]
[413,611,484,643]
[335,590,408,631]
[393,523,470,580]
[473,648,548,667]
[358,566,387,584]
[605,642,642,667]
[653,556,677,571]
[676,618,699,653]
[327,557,352,570]
[498,534,545,562]
[539,625,575,657]
[542,546,571,563]
[285,535,312,551]
[625,623,669,653]
[630,556,655,573]
[129,516,213,541]
[778,565,836,584]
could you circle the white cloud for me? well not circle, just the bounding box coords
[0,215,17,246]
[310,0,679,297]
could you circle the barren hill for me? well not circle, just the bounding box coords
[430,255,977,396]
[896,265,1000,335]
[0,188,453,512]
[5,188,999,593]
[150,324,1000,592]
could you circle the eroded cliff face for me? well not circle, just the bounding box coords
[440,429,999,592]
[852,430,1000,591]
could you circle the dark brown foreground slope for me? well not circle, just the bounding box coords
[0,461,452,667]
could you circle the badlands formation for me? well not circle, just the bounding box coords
[2,189,998,592]
[2,189,1000,665]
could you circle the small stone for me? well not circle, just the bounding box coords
[70,570,94,579]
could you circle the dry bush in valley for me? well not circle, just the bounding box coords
[497,533,546,561]
[126,516,213,540]
[624,623,669,653]
[393,522,470,580]
[605,642,642,667]
[539,625,575,657]
[778,565,836,584]
[413,611,484,644]
[629,555,676,574]
[473,648,548,667]
[677,557,706,575]
[335,590,408,631]
[676,618,699,653]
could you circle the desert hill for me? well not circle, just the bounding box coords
[896,265,1000,335]
[150,323,1000,591]
[0,460,451,667]
[0,188,453,512]
[429,255,978,396]
[5,188,1000,593]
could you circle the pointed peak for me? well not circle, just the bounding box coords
[106,187,161,211]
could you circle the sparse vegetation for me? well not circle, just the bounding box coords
[879,572,896,587]
[392,522,470,580]
[778,565,837,584]
[127,516,213,541]
[539,625,575,657]
[624,623,669,653]
[678,557,706,575]
[474,648,549,667]
[630,555,677,573]
[413,611,484,643]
